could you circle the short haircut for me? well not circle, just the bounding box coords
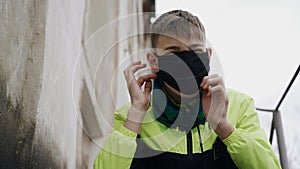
[150,10,206,48]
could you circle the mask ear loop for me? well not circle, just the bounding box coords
[152,48,159,57]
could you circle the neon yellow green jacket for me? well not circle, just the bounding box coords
[94,89,282,169]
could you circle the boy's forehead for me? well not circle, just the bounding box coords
[156,35,205,49]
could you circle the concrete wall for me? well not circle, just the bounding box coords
[0,0,154,168]
[0,0,47,168]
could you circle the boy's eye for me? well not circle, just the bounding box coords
[169,49,180,53]
[191,48,204,52]
[193,50,203,53]
[165,50,178,55]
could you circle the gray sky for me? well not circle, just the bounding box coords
[157,0,300,108]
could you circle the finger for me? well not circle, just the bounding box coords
[200,76,209,88]
[144,80,152,96]
[124,61,144,75]
[207,85,225,97]
[124,64,147,82]
[131,60,142,66]
[137,74,157,86]
[203,76,223,90]
[200,74,219,87]
[209,74,220,78]
[129,64,147,74]
[124,61,141,74]
[201,74,225,90]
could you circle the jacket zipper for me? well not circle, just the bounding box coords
[187,131,193,164]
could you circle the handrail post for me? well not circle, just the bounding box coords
[274,110,289,169]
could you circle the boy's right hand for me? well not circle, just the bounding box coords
[123,61,156,116]
[123,61,156,133]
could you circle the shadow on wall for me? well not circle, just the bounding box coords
[0,69,60,169]
[0,57,69,167]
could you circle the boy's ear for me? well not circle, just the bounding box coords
[146,52,159,73]
[207,47,212,60]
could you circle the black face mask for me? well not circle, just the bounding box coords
[155,50,210,94]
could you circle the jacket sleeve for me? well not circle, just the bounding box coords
[223,97,282,169]
[94,105,138,169]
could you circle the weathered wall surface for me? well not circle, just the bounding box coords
[0,0,47,168]
[0,0,154,168]
[31,0,86,168]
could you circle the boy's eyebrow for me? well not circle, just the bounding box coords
[163,43,204,51]
[163,45,181,51]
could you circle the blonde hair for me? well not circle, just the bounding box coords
[150,10,206,48]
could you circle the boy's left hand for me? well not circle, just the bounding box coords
[200,74,234,140]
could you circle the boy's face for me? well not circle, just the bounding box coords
[147,35,211,73]
[147,35,212,97]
